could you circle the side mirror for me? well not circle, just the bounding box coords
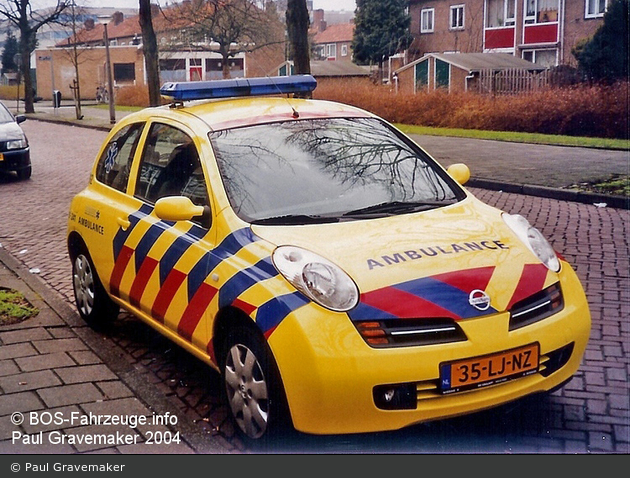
[154,196,205,222]
[447,163,470,185]
[15,115,26,124]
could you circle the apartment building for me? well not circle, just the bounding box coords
[408,0,610,67]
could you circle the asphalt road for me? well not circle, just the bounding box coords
[0,119,628,453]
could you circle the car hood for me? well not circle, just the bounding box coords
[251,197,558,319]
[0,121,25,141]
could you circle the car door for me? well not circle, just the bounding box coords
[110,120,218,352]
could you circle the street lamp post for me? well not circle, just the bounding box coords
[101,18,116,125]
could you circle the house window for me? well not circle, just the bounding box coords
[326,43,337,59]
[522,48,557,67]
[159,58,186,82]
[113,63,135,82]
[341,44,348,57]
[486,0,516,27]
[450,5,465,30]
[525,0,559,24]
[421,8,435,33]
[585,0,608,18]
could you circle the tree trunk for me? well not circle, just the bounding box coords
[221,50,231,79]
[20,35,34,114]
[139,0,161,107]
[286,0,310,75]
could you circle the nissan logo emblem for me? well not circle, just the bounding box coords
[469,289,491,311]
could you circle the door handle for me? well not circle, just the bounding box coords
[117,217,131,230]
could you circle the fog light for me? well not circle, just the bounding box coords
[373,383,416,410]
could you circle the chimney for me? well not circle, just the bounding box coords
[313,9,326,32]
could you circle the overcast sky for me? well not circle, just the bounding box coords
[32,1,357,12]
[313,0,356,11]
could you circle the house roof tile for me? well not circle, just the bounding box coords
[313,23,354,45]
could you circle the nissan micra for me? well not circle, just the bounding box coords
[67,76,591,441]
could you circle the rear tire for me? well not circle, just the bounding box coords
[72,248,118,326]
[222,326,292,443]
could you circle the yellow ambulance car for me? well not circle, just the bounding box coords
[67,76,591,441]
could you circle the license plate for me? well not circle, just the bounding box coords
[440,343,539,394]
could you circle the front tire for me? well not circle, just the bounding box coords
[16,166,31,180]
[222,327,291,442]
[72,249,118,325]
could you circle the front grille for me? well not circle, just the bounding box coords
[355,318,467,348]
[509,282,564,331]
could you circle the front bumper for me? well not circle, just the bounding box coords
[0,148,30,173]
[268,263,591,435]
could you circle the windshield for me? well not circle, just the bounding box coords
[0,104,15,124]
[210,117,463,224]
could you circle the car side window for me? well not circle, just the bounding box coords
[95,123,144,192]
[135,123,209,223]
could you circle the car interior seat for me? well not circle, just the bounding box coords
[156,143,197,199]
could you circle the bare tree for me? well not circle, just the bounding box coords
[0,0,69,113]
[55,1,86,119]
[139,0,160,106]
[162,0,284,79]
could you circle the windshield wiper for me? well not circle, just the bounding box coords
[342,200,456,218]
[252,214,340,225]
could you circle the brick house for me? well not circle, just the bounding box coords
[35,7,285,101]
[311,9,355,62]
[407,0,610,67]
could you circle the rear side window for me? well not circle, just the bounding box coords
[134,123,209,216]
[95,123,144,192]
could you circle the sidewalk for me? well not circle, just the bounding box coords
[0,246,234,454]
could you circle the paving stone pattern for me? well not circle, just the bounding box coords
[0,119,627,453]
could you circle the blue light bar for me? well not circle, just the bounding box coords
[160,75,317,101]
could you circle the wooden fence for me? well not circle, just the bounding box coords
[470,68,550,95]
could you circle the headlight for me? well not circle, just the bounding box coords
[6,137,27,150]
[272,245,359,312]
[503,213,560,272]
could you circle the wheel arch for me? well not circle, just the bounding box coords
[67,231,86,261]
[212,305,263,369]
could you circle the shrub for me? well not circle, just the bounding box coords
[0,84,19,100]
[115,85,150,107]
[314,78,628,139]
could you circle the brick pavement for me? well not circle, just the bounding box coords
[0,113,628,453]
[0,248,236,455]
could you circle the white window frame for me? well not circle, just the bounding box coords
[522,48,558,66]
[485,0,516,28]
[421,8,435,33]
[341,44,348,57]
[525,0,559,25]
[506,0,516,25]
[585,0,608,18]
[450,5,465,30]
[326,43,337,59]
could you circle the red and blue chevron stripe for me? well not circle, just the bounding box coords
[108,209,312,342]
[347,264,549,322]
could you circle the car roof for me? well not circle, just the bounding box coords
[139,96,374,132]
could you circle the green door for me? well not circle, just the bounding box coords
[415,60,429,92]
[436,59,450,89]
